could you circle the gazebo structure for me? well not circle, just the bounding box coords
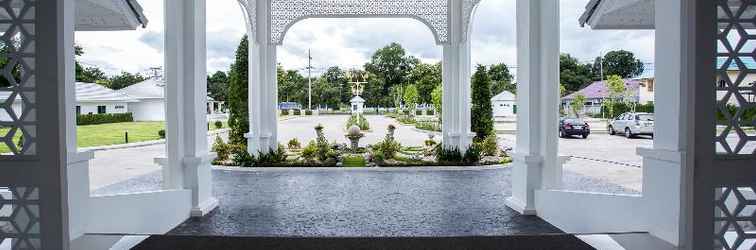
[0,0,754,249]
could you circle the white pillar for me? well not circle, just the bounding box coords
[506,0,560,215]
[635,0,689,245]
[441,0,475,152]
[245,0,279,155]
[56,0,95,241]
[162,0,218,217]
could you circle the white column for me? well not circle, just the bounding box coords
[441,0,475,152]
[246,0,279,155]
[162,0,218,217]
[506,0,560,215]
[635,0,689,245]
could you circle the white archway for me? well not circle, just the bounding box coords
[236,0,483,154]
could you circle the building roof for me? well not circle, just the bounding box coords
[0,0,147,31]
[119,78,165,100]
[77,82,138,102]
[1,82,138,103]
[350,96,366,103]
[491,91,516,102]
[578,0,653,30]
[563,79,641,100]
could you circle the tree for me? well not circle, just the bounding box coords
[364,43,419,107]
[407,62,442,104]
[431,85,443,118]
[77,67,108,84]
[277,66,306,104]
[228,36,249,145]
[560,53,594,93]
[322,66,350,105]
[593,50,644,80]
[207,71,229,102]
[471,65,494,141]
[570,93,587,118]
[488,63,515,95]
[403,84,419,114]
[603,75,626,118]
[312,77,341,109]
[107,72,147,90]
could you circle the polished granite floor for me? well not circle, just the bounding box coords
[167,167,564,237]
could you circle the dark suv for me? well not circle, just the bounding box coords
[559,118,590,139]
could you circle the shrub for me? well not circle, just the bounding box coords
[212,136,230,163]
[77,113,134,125]
[372,139,402,160]
[255,144,288,165]
[314,124,336,162]
[301,141,318,161]
[305,109,313,116]
[342,155,367,167]
[463,143,482,165]
[416,122,441,132]
[480,134,499,156]
[293,109,302,116]
[158,129,166,139]
[346,115,370,130]
[214,121,223,129]
[397,116,416,125]
[281,109,290,116]
[288,138,302,149]
[434,144,463,163]
[230,144,254,167]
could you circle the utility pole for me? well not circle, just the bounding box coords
[307,49,313,111]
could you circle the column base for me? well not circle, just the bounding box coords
[191,197,219,217]
[442,132,476,151]
[68,151,95,240]
[245,132,277,155]
[505,197,537,215]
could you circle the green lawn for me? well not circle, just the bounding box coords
[77,122,165,148]
[1,121,228,153]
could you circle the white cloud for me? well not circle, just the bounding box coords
[74,0,654,77]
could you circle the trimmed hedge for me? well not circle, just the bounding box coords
[77,113,134,126]
[600,103,655,118]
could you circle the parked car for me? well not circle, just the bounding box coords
[559,117,590,139]
[608,112,655,138]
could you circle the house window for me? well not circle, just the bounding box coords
[76,106,81,115]
[114,105,125,110]
[97,106,106,114]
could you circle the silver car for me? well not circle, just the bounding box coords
[608,112,655,138]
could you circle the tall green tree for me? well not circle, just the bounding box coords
[364,43,419,107]
[207,71,229,102]
[471,65,494,140]
[570,93,587,118]
[603,75,626,118]
[488,63,515,95]
[322,66,350,105]
[407,62,442,104]
[431,85,443,118]
[278,66,306,103]
[560,53,594,93]
[403,84,420,114]
[312,77,341,109]
[593,50,645,80]
[107,72,147,90]
[228,36,249,145]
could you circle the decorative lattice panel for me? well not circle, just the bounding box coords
[714,186,756,249]
[270,0,449,44]
[0,187,41,250]
[716,0,756,155]
[0,0,37,157]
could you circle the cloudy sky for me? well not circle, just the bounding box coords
[75,0,655,77]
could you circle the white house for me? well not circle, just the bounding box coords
[119,78,167,121]
[492,91,517,118]
[2,82,137,120]
[75,82,137,115]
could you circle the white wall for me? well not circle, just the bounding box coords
[77,102,129,115]
[493,100,516,117]
[129,99,166,121]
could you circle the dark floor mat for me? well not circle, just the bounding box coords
[132,235,595,250]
